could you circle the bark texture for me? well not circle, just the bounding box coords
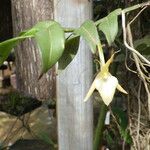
[11,0,55,100]
[55,0,93,149]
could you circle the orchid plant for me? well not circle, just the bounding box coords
[0,2,149,149]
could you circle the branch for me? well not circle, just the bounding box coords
[95,1,150,26]
[122,7,150,120]
[121,11,150,66]
[93,103,107,150]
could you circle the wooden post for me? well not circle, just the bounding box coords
[54,0,93,150]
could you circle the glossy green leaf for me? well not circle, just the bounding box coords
[134,35,150,55]
[35,21,65,74]
[19,21,54,37]
[58,35,80,70]
[0,23,42,66]
[20,21,54,36]
[19,28,37,36]
[74,20,100,53]
[0,35,33,66]
[34,21,55,31]
[98,9,121,46]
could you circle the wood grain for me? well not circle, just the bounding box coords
[11,0,56,100]
[54,0,93,149]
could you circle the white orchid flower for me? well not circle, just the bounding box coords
[84,53,127,106]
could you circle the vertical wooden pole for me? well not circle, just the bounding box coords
[54,0,93,150]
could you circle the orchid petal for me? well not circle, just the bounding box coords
[84,81,96,102]
[95,74,118,106]
[117,84,128,94]
[100,53,114,75]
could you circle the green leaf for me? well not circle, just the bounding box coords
[74,20,100,53]
[58,35,80,70]
[0,21,65,74]
[19,21,55,37]
[0,23,41,66]
[34,21,65,74]
[34,21,55,31]
[19,28,37,36]
[98,9,121,46]
[0,35,33,66]
[134,35,150,55]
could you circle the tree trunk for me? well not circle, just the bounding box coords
[55,0,93,150]
[11,0,56,100]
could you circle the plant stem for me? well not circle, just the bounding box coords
[93,102,107,150]
[95,1,150,26]
[63,27,75,33]
[97,43,105,67]
[123,1,150,13]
